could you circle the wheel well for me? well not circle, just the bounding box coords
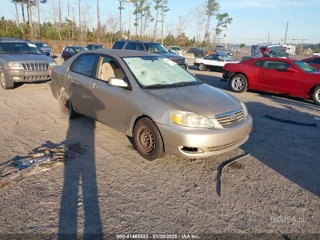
[131,115,166,152]
[228,72,249,87]
[309,83,320,95]
[57,87,66,98]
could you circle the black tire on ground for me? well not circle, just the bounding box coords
[133,118,165,161]
[229,74,248,93]
[199,63,206,71]
[0,70,14,90]
[58,90,76,119]
[312,85,320,105]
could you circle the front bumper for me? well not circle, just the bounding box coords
[7,69,51,83]
[157,115,253,159]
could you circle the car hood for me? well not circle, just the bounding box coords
[0,54,54,62]
[158,52,185,59]
[40,47,52,51]
[145,84,242,118]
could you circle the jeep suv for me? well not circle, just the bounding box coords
[0,37,57,89]
[112,40,188,69]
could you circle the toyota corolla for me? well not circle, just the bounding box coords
[50,49,253,160]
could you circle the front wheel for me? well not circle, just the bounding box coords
[199,63,206,71]
[133,118,165,161]
[0,70,14,90]
[230,74,248,93]
[312,85,320,105]
[58,90,76,119]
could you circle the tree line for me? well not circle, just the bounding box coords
[0,0,239,48]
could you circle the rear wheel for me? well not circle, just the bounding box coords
[312,85,320,105]
[133,118,165,161]
[199,63,206,71]
[230,74,248,93]
[0,70,14,90]
[58,90,76,119]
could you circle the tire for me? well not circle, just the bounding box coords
[133,118,165,161]
[0,70,14,90]
[58,90,76,119]
[230,74,248,93]
[312,85,320,105]
[199,63,206,71]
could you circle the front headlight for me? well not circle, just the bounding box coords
[7,62,23,70]
[240,101,248,117]
[171,111,215,128]
[49,62,57,70]
[184,58,188,64]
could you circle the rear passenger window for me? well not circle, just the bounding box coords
[313,59,320,64]
[253,61,263,67]
[113,41,125,49]
[125,42,136,50]
[70,54,98,77]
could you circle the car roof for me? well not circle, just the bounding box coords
[80,49,163,58]
[245,57,295,63]
[0,37,30,43]
[116,39,162,44]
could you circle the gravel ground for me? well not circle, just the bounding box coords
[0,59,319,239]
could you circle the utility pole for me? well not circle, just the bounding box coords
[128,0,131,40]
[284,21,289,45]
[267,32,270,44]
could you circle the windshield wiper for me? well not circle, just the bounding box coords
[170,81,200,87]
[22,52,40,54]
[142,84,172,89]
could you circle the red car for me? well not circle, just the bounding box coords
[223,57,320,105]
[301,57,320,70]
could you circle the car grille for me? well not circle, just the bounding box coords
[22,63,49,71]
[207,137,246,152]
[216,109,244,128]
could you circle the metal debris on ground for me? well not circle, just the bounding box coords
[0,142,87,189]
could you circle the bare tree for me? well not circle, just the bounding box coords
[27,0,34,38]
[12,0,20,27]
[152,0,161,39]
[118,0,127,38]
[193,5,206,45]
[106,14,119,45]
[176,12,192,38]
[96,0,101,41]
[204,0,220,44]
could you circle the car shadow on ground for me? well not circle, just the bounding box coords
[195,73,320,196]
[240,100,319,196]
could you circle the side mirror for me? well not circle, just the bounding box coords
[286,67,299,73]
[45,52,50,56]
[108,78,128,88]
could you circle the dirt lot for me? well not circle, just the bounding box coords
[0,59,319,239]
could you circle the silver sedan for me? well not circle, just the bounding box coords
[50,49,253,160]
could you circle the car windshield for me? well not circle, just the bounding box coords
[269,50,287,58]
[170,47,181,51]
[144,43,168,53]
[94,45,105,49]
[221,54,236,61]
[123,56,201,88]
[294,61,318,73]
[0,42,43,54]
[35,42,48,47]
[74,47,85,52]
